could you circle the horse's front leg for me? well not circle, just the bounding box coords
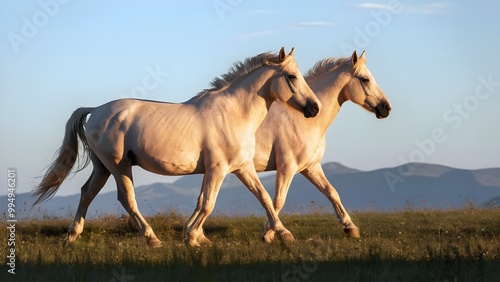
[182,175,206,239]
[301,163,360,238]
[234,165,294,243]
[184,165,227,247]
[264,164,297,242]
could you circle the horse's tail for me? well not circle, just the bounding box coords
[33,107,94,206]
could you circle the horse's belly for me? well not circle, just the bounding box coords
[139,159,202,176]
[134,150,203,176]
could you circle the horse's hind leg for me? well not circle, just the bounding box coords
[65,155,110,246]
[114,165,162,248]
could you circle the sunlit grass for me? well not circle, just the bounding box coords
[2,208,499,281]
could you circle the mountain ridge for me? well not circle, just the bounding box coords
[2,162,498,219]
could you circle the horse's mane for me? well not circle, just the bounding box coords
[192,52,281,100]
[305,57,360,80]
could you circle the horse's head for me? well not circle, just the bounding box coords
[343,51,391,119]
[270,47,321,118]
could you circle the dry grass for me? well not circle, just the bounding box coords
[2,208,500,281]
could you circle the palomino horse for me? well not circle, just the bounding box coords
[33,47,321,247]
[253,51,391,241]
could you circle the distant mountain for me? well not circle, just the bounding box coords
[2,162,499,219]
[321,162,361,175]
[483,195,500,208]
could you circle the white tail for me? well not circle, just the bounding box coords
[33,107,93,205]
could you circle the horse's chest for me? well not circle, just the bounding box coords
[203,137,256,168]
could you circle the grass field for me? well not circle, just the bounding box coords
[2,208,500,281]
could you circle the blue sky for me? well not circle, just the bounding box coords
[1,0,499,196]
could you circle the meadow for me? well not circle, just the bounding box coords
[2,208,499,281]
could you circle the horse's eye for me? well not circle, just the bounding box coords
[288,74,297,80]
[359,77,370,83]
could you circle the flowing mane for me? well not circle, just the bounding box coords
[305,57,360,80]
[206,52,281,92]
[190,52,281,101]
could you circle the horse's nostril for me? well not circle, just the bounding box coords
[313,104,319,113]
[385,103,391,111]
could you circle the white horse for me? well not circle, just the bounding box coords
[253,51,391,241]
[33,47,321,247]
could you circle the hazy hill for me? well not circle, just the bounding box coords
[2,163,499,219]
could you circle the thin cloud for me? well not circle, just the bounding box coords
[354,3,392,10]
[296,21,332,27]
[416,2,452,14]
[238,30,277,41]
[353,1,452,14]
[289,21,333,29]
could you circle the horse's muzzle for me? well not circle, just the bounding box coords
[375,101,391,119]
[303,101,320,118]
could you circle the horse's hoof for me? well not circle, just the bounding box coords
[197,235,212,246]
[262,230,276,243]
[184,236,201,248]
[62,238,71,248]
[147,237,163,248]
[344,227,360,238]
[63,235,76,248]
[280,231,295,242]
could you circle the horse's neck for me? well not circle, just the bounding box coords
[308,68,350,131]
[223,68,275,128]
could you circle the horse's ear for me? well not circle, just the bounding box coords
[279,47,286,62]
[288,47,295,57]
[359,50,366,61]
[351,51,358,66]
